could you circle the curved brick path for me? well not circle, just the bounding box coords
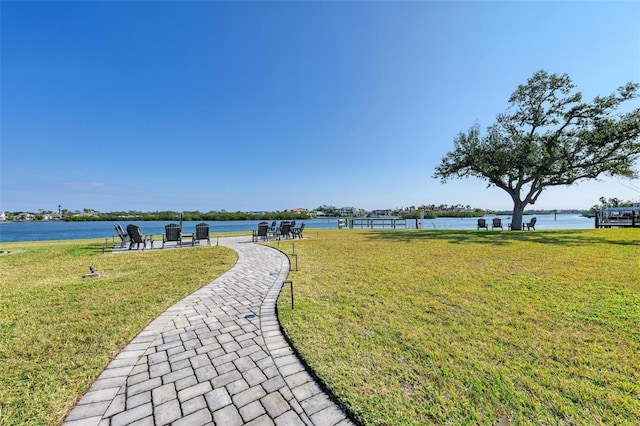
[63,236,353,426]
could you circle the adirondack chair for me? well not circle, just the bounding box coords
[492,218,503,230]
[277,221,292,240]
[126,224,152,250]
[477,218,488,230]
[292,222,305,239]
[253,222,269,242]
[524,217,537,230]
[193,223,211,246]
[163,223,182,248]
[114,224,130,247]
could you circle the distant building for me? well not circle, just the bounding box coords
[14,213,35,221]
[289,208,307,214]
[368,209,393,217]
[0,212,5,221]
[339,207,356,216]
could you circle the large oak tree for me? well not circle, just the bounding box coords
[434,70,640,230]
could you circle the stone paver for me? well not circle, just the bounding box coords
[63,236,353,425]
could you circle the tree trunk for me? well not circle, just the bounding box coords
[510,202,526,231]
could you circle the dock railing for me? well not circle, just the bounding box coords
[343,217,408,229]
[595,209,639,228]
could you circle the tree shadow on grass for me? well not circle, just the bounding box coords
[364,229,640,247]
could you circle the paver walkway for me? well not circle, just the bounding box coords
[63,236,354,426]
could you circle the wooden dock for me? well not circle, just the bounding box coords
[595,211,639,228]
[340,217,407,229]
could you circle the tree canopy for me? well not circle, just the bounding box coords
[433,70,640,230]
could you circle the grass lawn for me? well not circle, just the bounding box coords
[0,238,237,426]
[275,229,640,425]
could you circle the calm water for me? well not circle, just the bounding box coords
[0,215,595,243]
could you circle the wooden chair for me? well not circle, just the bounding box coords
[126,224,152,250]
[277,221,292,240]
[524,217,537,230]
[114,224,130,247]
[163,223,182,248]
[292,222,305,239]
[477,218,488,230]
[253,222,269,242]
[492,218,503,230]
[193,223,211,246]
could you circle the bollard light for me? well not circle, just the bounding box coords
[283,280,294,309]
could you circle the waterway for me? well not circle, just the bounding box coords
[0,214,597,243]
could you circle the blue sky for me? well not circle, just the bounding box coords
[2,1,639,213]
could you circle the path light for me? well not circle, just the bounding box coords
[283,280,294,309]
[290,253,298,271]
[82,265,100,279]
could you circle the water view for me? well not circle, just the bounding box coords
[0,214,596,243]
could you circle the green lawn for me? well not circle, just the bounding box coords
[2,230,638,425]
[275,229,640,425]
[0,239,237,426]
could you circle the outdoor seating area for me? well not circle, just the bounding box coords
[252,220,306,242]
[111,223,212,252]
[110,220,305,251]
[506,217,537,230]
[477,218,504,230]
[478,217,537,231]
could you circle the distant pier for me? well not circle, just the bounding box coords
[595,208,639,228]
[339,217,408,229]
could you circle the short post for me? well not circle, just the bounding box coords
[216,236,219,246]
[290,253,298,271]
[283,280,294,309]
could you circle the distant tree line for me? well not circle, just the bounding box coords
[63,210,312,222]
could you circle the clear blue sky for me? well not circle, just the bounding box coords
[2,1,639,213]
